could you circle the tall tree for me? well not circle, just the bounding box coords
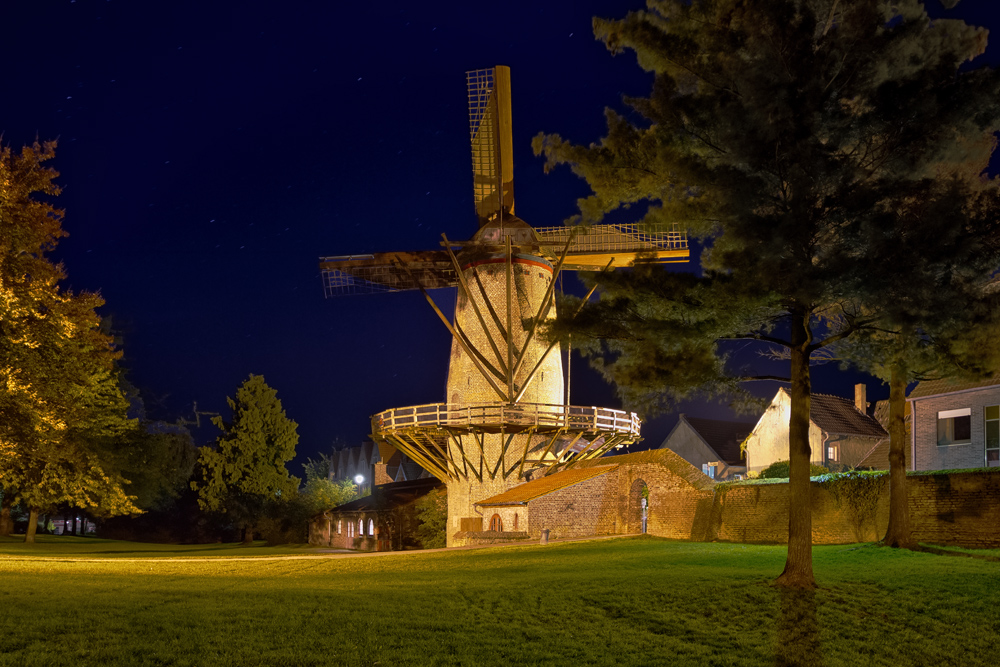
[192,375,300,544]
[0,141,139,542]
[534,0,1000,587]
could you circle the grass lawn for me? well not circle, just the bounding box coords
[0,536,997,666]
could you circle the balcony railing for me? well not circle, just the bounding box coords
[372,401,641,437]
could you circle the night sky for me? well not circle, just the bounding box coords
[4,1,1000,475]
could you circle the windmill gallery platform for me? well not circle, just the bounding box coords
[319,66,689,546]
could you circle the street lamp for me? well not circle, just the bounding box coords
[354,474,364,485]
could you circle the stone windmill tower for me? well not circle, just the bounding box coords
[320,66,689,545]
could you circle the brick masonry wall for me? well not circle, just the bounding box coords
[528,470,619,539]
[706,471,1000,547]
[911,387,1000,470]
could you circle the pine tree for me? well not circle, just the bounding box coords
[534,0,1000,587]
[192,375,300,544]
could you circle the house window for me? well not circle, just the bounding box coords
[368,519,375,536]
[827,445,838,462]
[938,408,972,445]
[986,406,1000,467]
[337,519,342,535]
[513,513,519,531]
[358,519,365,536]
[701,464,716,479]
[489,514,503,532]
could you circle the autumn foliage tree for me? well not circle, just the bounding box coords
[0,141,139,542]
[192,375,300,544]
[534,0,1000,587]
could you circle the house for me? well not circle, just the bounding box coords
[743,384,887,474]
[330,442,428,492]
[907,374,1000,470]
[463,448,716,545]
[309,477,444,551]
[658,414,754,480]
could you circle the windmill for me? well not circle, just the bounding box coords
[320,66,689,545]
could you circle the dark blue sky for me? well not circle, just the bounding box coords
[3,0,999,474]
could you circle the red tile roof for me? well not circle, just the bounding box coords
[475,466,616,506]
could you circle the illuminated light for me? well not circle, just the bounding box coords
[354,474,364,484]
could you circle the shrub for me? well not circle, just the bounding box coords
[414,487,447,549]
[759,460,829,479]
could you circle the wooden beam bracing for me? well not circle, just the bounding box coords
[395,255,511,403]
[442,234,509,373]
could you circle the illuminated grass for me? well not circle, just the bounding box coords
[0,535,321,559]
[0,537,997,666]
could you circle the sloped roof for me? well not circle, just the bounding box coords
[682,415,754,466]
[475,466,616,506]
[328,477,443,514]
[809,393,887,438]
[872,398,912,430]
[576,447,717,491]
[908,374,1000,400]
[857,399,911,470]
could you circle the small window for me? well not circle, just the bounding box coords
[337,519,342,535]
[358,519,365,536]
[513,513,519,531]
[701,464,716,479]
[827,445,838,462]
[489,514,503,532]
[368,519,375,536]
[986,406,999,467]
[938,408,972,445]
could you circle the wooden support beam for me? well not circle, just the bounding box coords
[505,236,514,402]
[445,428,482,483]
[442,234,509,373]
[394,255,510,403]
[402,432,457,481]
[514,258,613,404]
[494,431,518,479]
[455,320,507,382]
[510,235,572,380]
[435,428,468,482]
[386,434,451,481]
[472,269,508,340]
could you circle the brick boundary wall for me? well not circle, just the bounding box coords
[699,470,1000,547]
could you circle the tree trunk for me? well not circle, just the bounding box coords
[0,491,13,537]
[242,525,253,545]
[775,315,816,589]
[882,363,914,548]
[24,508,40,544]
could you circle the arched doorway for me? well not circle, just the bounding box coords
[628,479,649,534]
[489,514,503,532]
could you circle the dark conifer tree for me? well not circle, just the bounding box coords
[534,0,1000,586]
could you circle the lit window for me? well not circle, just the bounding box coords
[827,446,838,462]
[986,406,999,467]
[368,519,375,536]
[358,519,365,536]
[489,514,503,532]
[701,464,716,479]
[938,408,972,445]
[337,520,342,535]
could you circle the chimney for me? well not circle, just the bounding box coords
[854,383,867,413]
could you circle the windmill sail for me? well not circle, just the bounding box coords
[467,66,514,227]
[319,251,458,296]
